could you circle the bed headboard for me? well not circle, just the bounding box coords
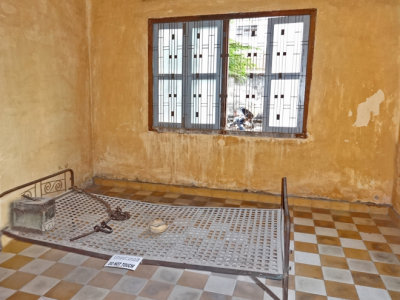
[0,169,74,199]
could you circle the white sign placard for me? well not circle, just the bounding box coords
[104,255,143,271]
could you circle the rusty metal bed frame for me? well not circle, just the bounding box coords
[0,169,290,300]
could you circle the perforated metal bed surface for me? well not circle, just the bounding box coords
[4,191,283,278]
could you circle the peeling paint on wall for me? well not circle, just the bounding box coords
[353,90,385,127]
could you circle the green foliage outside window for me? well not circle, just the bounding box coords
[228,39,256,82]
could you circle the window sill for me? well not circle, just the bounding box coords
[150,127,307,139]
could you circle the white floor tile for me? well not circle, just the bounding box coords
[369,251,399,264]
[71,285,109,300]
[340,238,366,250]
[293,217,314,226]
[294,232,317,244]
[355,285,391,300]
[59,253,88,266]
[390,244,400,255]
[378,226,400,236]
[0,286,15,299]
[64,267,99,284]
[0,252,15,264]
[347,258,378,274]
[381,275,400,292]
[19,259,55,275]
[359,232,386,243]
[318,245,344,257]
[104,266,128,275]
[295,276,326,296]
[204,275,236,296]
[19,245,50,258]
[294,251,321,266]
[112,276,147,295]
[290,240,294,251]
[322,266,353,284]
[289,261,295,275]
[151,267,184,284]
[0,267,15,282]
[167,285,202,300]
[20,275,59,296]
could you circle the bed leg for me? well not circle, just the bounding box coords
[282,274,288,300]
[251,276,280,300]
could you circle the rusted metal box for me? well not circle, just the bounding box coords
[11,197,55,233]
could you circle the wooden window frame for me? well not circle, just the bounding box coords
[148,9,316,139]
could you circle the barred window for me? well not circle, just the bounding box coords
[149,10,315,138]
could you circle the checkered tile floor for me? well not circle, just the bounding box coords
[1,185,400,299]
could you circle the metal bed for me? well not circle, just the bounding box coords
[0,169,290,300]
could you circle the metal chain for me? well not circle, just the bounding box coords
[71,186,112,214]
[69,187,130,241]
[70,221,113,241]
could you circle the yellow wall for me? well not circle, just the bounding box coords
[0,0,92,227]
[90,0,400,205]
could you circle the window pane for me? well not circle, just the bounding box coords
[226,18,269,132]
[271,22,304,74]
[191,26,219,74]
[268,79,300,128]
[158,27,183,75]
[158,79,182,124]
[190,79,216,125]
